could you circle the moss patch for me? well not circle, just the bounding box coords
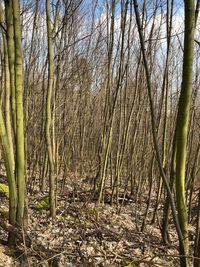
[61,215,93,228]
[0,183,9,198]
[87,207,97,216]
[123,260,140,267]
[0,207,9,218]
[34,196,50,211]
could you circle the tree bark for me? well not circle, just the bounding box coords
[175,0,195,265]
[46,0,56,218]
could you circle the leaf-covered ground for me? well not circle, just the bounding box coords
[0,174,197,266]
[0,244,17,267]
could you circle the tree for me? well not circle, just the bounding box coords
[0,2,17,245]
[46,0,56,218]
[12,0,26,227]
[4,0,16,132]
[175,0,195,265]
[133,0,189,266]
[0,0,26,244]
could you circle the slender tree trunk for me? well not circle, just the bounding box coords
[4,0,16,132]
[0,5,17,240]
[175,0,195,264]
[0,3,15,174]
[0,108,17,241]
[133,1,188,265]
[46,0,56,218]
[12,0,26,227]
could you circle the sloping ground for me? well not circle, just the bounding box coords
[0,173,197,266]
[0,198,195,266]
[25,196,186,267]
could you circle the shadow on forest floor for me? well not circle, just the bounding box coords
[0,175,196,267]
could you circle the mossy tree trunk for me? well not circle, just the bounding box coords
[0,2,15,173]
[4,0,16,132]
[1,1,17,245]
[46,0,56,218]
[133,0,188,266]
[175,0,195,265]
[12,0,25,226]
[0,109,17,236]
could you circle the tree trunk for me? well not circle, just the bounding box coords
[12,0,26,227]
[175,1,195,265]
[46,0,56,218]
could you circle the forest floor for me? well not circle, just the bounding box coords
[0,175,197,267]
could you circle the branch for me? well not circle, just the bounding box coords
[0,23,6,34]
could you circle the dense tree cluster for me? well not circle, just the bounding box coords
[0,0,200,266]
